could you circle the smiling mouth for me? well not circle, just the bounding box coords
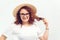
[23,17,28,19]
[23,18,27,20]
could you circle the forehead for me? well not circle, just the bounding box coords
[20,9,29,13]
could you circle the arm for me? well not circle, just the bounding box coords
[0,35,7,40]
[39,18,49,40]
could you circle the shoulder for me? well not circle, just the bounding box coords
[34,20,44,26]
[33,20,46,31]
[6,23,22,31]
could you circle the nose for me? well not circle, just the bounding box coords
[23,15,27,18]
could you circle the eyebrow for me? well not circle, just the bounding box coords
[20,13,29,15]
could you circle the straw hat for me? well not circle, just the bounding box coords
[13,4,37,17]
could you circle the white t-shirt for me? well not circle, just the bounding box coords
[3,21,45,40]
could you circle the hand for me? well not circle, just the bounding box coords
[43,18,49,30]
[0,35,6,40]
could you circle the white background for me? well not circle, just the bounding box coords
[0,0,60,40]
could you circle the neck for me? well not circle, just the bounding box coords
[22,22,29,25]
[22,22,31,26]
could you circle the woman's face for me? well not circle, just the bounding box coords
[20,9,30,23]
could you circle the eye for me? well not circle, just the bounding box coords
[20,13,29,15]
[26,13,29,15]
[20,13,24,15]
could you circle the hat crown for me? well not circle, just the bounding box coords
[13,4,37,17]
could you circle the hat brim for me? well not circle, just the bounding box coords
[13,4,37,17]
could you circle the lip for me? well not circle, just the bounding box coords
[23,18,27,20]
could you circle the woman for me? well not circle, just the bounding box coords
[0,4,49,40]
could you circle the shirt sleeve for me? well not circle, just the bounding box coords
[2,23,21,40]
[34,20,46,37]
[2,24,14,38]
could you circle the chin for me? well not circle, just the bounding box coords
[22,20,29,22]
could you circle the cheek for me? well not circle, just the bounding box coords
[20,16,23,20]
[27,15,30,19]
